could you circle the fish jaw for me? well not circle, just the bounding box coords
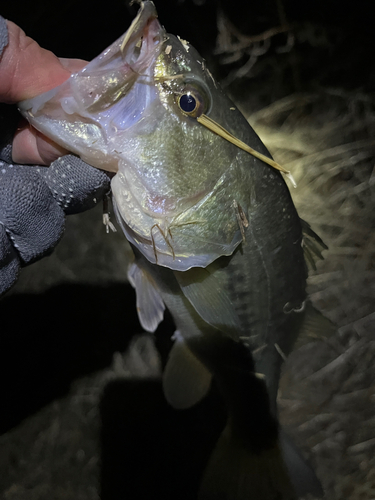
[112,153,245,271]
[18,1,165,172]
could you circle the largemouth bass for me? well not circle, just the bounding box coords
[19,2,330,498]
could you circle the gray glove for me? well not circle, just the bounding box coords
[0,104,111,296]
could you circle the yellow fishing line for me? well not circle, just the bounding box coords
[197,114,296,187]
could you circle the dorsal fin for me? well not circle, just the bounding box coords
[293,301,336,350]
[300,218,328,270]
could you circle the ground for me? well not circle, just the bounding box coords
[0,0,374,498]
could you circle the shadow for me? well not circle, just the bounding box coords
[0,283,150,433]
[100,378,226,500]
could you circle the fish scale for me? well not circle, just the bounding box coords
[207,192,306,406]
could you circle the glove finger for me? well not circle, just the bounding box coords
[39,154,111,215]
[0,161,65,264]
[0,223,20,295]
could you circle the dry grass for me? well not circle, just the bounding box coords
[249,91,375,499]
[250,91,375,330]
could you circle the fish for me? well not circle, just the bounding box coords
[18,2,332,498]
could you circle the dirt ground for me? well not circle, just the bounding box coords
[1,0,374,499]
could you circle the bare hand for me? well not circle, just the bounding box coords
[0,20,86,165]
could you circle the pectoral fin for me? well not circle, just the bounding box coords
[174,267,241,338]
[127,261,165,333]
[163,331,212,409]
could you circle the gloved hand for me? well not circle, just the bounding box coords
[0,16,111,296]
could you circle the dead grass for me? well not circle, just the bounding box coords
[249,91,375,499]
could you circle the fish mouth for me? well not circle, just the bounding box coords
[120,1,165,72]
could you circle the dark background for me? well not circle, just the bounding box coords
[2,0,374,92]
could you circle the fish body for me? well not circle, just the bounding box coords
[19,2,326,498]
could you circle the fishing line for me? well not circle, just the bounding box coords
[197,114,297,187]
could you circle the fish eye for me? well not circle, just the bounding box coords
[176,83,209,118]
[179,93,197,113]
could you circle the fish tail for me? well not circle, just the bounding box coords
[280,430,324,498]
[168,335,322,499]
[199,424,297,500]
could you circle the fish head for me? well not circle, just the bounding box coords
[19,1,266,271]
[112,18,255,271]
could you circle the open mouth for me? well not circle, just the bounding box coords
[120,1,165,72]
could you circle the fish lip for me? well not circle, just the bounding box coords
[120,1,165,64]
[18,2,166,118]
